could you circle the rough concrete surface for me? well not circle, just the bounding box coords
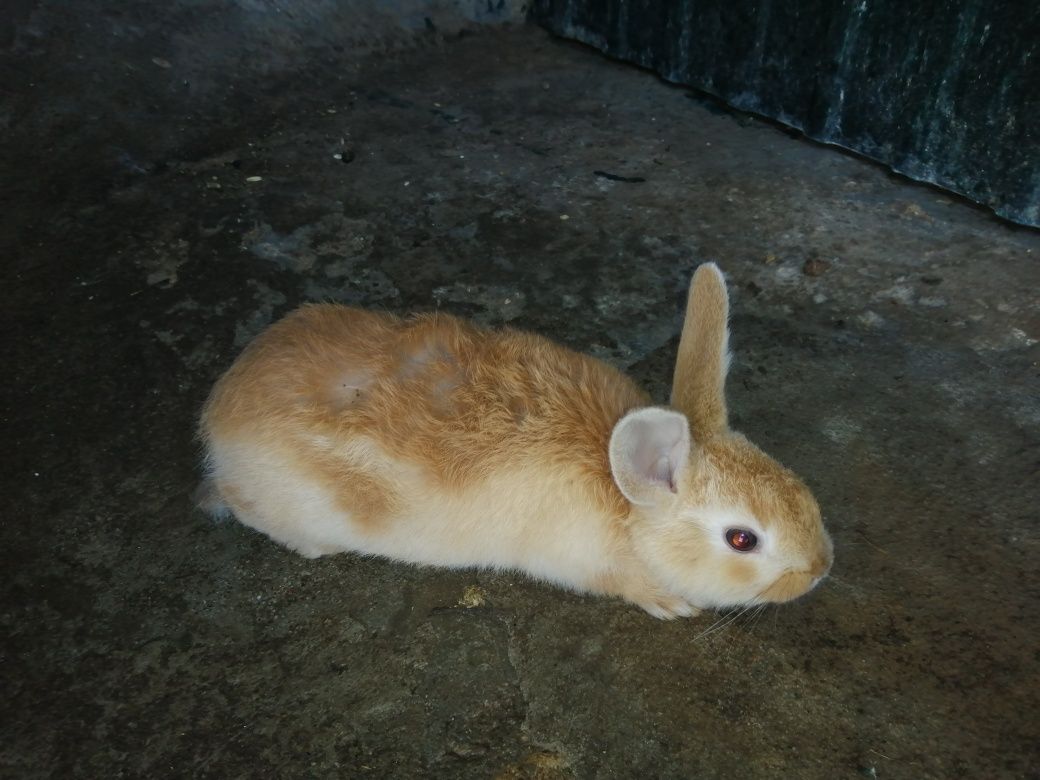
[3,4,1039,779]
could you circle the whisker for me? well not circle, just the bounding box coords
[742,603,769,637]
[693,613,735,642]
[692,610,732,641]
[735,603,758,628]
[693,570,806,643]
[729,602,760,634]
[853,531,888,555]
[693,601,755,642]
[745,604,768,634]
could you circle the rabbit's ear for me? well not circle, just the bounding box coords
[670,263,731,439]
[609,408,691,507]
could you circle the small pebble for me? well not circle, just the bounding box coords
[458,585,487,609]
[857,310,885,329]
[901,202,928,219]
[245,176,263,182]
[803,257,831,277]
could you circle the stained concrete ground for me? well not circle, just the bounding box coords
[3,5,1039,779]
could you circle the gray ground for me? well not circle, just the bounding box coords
[3,4,1039,779]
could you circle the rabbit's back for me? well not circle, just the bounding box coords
[199,304,648,561]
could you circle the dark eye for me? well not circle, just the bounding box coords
[725,528,758,552]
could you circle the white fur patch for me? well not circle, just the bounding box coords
[206,437,360,557]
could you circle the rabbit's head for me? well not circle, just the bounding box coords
[609,264,832,609]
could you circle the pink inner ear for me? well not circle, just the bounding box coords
[651,455,674,490]
[610,408,691,506]
[653,457,669,488]
[641,424,688,493]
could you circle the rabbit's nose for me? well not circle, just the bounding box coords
[809,554,831,579]
[809,538,834,578]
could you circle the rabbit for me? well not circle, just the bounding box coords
[198,263,833,618]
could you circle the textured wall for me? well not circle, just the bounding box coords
[531,0,1040,228]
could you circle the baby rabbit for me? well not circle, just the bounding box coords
[199,264,832,618]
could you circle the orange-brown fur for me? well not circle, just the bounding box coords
[313,454,397,532]
[203,306,646,529]
[700,435,822,536]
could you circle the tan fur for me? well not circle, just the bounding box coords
[701,435,821,536]
[313,454,396,532]
[199,263,833,617]
[205,306,644,510]
[671,263,730,438]
[723,558,756,587]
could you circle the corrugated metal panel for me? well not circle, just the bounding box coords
[532,0,1040,227]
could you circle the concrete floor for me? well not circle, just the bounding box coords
[3,5,1039,779]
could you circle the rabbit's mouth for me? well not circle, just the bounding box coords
[759,570,820,603]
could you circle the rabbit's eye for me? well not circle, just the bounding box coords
[725,528,758,552]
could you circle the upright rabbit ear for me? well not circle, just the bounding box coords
[670,263,731,438]
[609,408,691,507]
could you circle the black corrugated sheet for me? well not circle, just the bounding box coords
[532,0,1040,227]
